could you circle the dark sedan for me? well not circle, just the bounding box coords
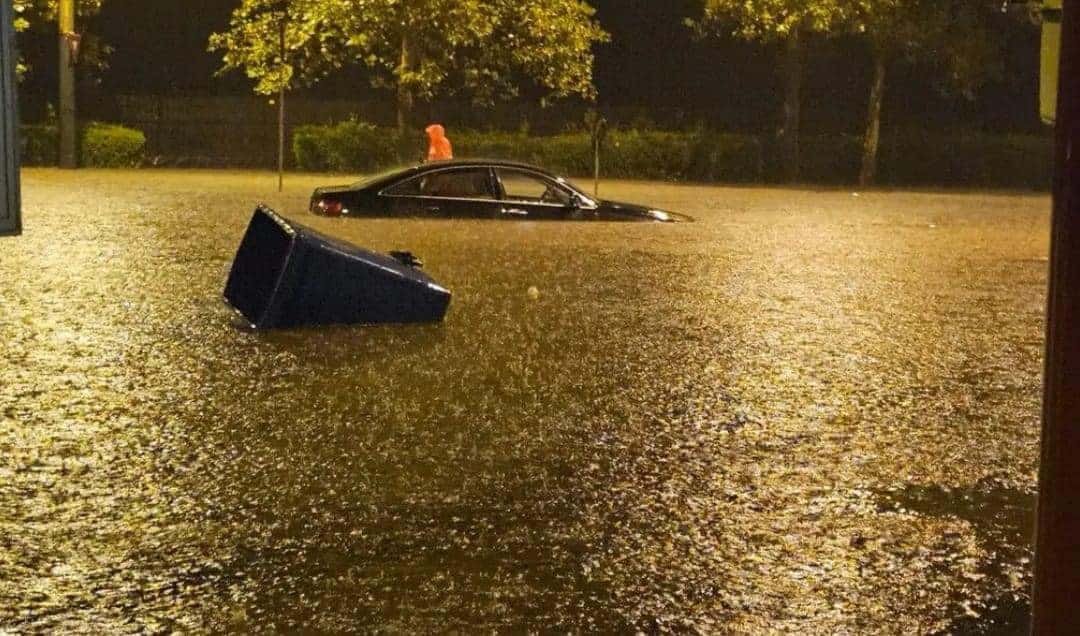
[309,160,690,222]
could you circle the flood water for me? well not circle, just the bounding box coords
[0,170,1049,632]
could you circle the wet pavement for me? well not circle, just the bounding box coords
[0,169,1049,632]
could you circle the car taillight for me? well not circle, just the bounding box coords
[318,199,343,216]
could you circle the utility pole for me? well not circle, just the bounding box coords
[1033,0,1080,632]
[1,0,22,235]
[58,0,77,169]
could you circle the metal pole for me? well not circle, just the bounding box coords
[278,17,285,193]
[1,0,22,235]
[593,135,599,198]
[1033,0,1080,632]
[58,0,76,169]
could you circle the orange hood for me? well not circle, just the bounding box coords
[426,124,446,142]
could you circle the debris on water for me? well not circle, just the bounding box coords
[224,206,451,328]
[527,286,541,300]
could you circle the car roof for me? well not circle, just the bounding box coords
[357,159,562,190]
[421,158,556,173]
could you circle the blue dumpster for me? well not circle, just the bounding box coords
[224,205,452,329]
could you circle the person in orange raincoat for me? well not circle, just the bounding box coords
[425,124,453,162]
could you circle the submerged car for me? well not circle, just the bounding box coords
[310,159,690,222]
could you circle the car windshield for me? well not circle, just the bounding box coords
[550,175,595,206]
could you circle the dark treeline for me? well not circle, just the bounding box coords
[14,0,1043,133]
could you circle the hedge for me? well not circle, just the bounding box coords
[294,123,765,183]
[80,123,146,168]
[16,118,1052,189]
[294,120,405,172]
[293,120,1051,189]
[878,131,1052,190]
[18,123,146,168]
[20,125,58,166]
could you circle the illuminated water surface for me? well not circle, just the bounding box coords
[0,170,1047,632]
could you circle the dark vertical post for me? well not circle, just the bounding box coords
[1,0,21,236]
[1033,0,1080,632]
[596,136,604,198]
[58,0,76,169]
[779,23,802,183]
[277,17,285,193]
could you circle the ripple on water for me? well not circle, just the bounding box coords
[0,170,1049,632]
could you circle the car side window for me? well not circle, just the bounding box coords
[497,169,571,205]
[384,177,422,196]
[386,168,494,199]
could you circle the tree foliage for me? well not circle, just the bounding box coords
[698,0,1021,184]
[13,0,103,29]
[700,0,1013,105]
[209,0,608,111]
[695,0,858,181]
[699,0,858,40]
[12,0,106,78]
[840,0,1016,183]
[849,1,1007,92]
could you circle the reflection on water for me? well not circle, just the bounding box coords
[0,170,1049,632]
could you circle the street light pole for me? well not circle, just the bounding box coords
[1,0,22,235]
[58,0,77,169]
[1033,0,1080,632]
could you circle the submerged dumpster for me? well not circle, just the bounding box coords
[224,205,452,329]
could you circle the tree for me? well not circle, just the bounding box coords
[209,0,308,190]
[698,0,856,182]
[850,0,1014,186]
[12,0,106,78]
[210,0,609,131]
[12,0,102,29]
[699,0,1022,186]
[12,2,29,77]
[208,0,326,97]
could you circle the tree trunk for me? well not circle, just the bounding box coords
[779,24,803,183]
[396,32,413,132]
[859,51,887,187]
[58,0,77,169]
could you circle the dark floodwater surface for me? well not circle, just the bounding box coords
[1,171,1048,633]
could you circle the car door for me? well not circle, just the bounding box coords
[493,168,576,220]
[381,167,501,218]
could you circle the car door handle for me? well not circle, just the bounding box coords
[424,205,441,214]
[501,208,528,216]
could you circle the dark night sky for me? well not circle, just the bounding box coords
[15,0,1043,131]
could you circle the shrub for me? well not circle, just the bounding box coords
[80,123,146,168]
[294,120,403,172]
[799,134,863,185]
[293,125,331,172]
[453,130,592,175]
[290,119,1049,189]
[19,125,58,166]
[687,131,764,183]
[879,130,1052,190]
[294,121,765,183]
